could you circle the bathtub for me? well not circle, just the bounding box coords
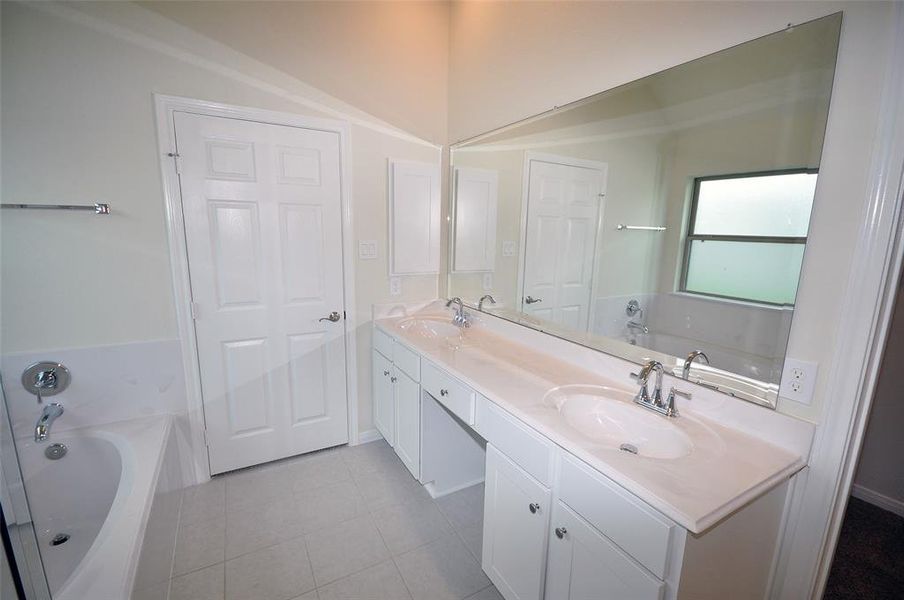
[15,415,181,600]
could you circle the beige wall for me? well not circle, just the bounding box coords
[854,272,904,505]
[448,1,897,423]
[140,0,450,144]
[0,1,442,434]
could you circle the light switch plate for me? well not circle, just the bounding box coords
[389,277,402,296]
[482,272,493,291]
[358,240,378,260]
[502,241,517,257]
[779,358,818,405]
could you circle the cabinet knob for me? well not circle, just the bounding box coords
[529,503,540,514]
[440,389,449,396]
[390,376,397,383]
[555,527,567,539]
[383,370,390,376]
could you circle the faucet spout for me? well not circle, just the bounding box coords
[478,295,496,311]
[35,403,64,443]
[445,297,471,328]
[682,350,710,379]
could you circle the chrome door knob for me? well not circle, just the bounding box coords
[529,503,540,514]
[555,527,567,539]
[524,296,542,304]
[319,311,341,322]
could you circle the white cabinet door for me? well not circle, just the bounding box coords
[372,350,395,446]
[394,369,420,479]
[546,501,664,600]
[176,112,348,474]
[483,444,551,600]
[389,159,441,275]
[453,167,499,272]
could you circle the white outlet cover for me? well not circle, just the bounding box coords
[502,241,517,257]
[779,358,818,405]
[389,276,402,296]
[482,272,493,291]
[358,240,378,260]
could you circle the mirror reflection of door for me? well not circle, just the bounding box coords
[520,154,607,331]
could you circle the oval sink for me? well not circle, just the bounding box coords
[398,317,464,344]
[543,385,694,459]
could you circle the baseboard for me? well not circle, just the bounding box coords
[355,428,383,445]
[851,483,904,518]
[425,477,485,500]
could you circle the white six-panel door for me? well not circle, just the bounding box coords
[521,158,606,331]
[175,112,348,474]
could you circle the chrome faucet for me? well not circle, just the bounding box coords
[478,294,496,311]
[626,320,649,334]
[35,403,64,442]
[445,297,471,328]
[632,360,687,418]
[682,350,710,379]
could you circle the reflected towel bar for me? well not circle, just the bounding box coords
[2,203,110,215]
[616,224,665,232]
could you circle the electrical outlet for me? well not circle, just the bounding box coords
[358,240,377,260]
[779,358,818,405]
[482,272,493,291]
[389,277,402,297]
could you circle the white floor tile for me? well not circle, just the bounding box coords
[295,480,368,534]
[465,586,504,600]
[305,514,391,586]
[316,560,413,600]
[456,524,483,562]
[170,563,224,600]
[395,534,490,600]
[225,536,315,600]
[226,499,304,559]
[181,479,226,526]
[173,513,226,575]
[436,484,485,531]
[373,497,454,555]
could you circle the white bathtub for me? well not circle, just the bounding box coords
[15,415,180,600]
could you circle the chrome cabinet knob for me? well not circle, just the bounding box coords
[319,311,341,322]
[383,370,390,376]
[390,376,397,383]
[524,296,542,305]
[440,389,449,396]
[529,503,540,514]
[555,527,567,539]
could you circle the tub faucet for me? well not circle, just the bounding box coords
[445,297,471,328]
[35,403,64,442]
[682,350,710,379]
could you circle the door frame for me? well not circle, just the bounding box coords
[517,151,608,330]
[153,94,359,484]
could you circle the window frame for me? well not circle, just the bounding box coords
[679,167,818,306]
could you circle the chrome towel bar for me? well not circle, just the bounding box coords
[2,203,110,214]
[616,224,665,232]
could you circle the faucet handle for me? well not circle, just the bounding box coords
[670,387,693,401]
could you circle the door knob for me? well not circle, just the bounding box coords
[529,503,540,514]
[524,296,542,304]
[319,311,341,322]
[555,527,567,539]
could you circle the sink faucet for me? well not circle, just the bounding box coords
[445,297,471,328]
[478,295,496,311]
[35,403,64,442]
[632,360,687,418]
[682,350,709,379]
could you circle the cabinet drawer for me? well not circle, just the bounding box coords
[476,396,554,487]
[558,452,677,579]
[393,342,420,382]
[373,327,393,359]
[421,361,475,425]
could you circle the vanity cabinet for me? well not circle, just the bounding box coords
[546,501,664,600]
[372,349,395,446]
[483,444,551,600]
[371,329,421,479]
[393,369,420,478]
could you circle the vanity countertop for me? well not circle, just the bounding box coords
[375,309,807,534]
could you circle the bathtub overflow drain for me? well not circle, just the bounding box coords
[619,443,638,455]
[50,533,70,546]
[44,443,68,460]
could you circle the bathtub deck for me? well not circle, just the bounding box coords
[160,439,500,600]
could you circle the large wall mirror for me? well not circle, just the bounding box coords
[447,14,842,408]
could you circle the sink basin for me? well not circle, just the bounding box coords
[398,317,465,345]
[543,385,694,459]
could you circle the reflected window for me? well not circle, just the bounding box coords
[681,170,818,305]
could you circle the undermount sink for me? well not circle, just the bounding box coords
[543,385,694,459]
[397,317,465,344]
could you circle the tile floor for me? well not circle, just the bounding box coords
[168,439,501,600]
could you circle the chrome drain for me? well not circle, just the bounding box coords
[619,443,638,455]
[44,443,68,460]
[50,533,70,546]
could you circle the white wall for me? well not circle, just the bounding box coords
[0,1,443,436]
[853,273,904,509]
[448,1,898,423]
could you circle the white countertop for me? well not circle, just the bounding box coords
[376,308,807,534]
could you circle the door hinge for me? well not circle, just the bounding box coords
[190,301,200,320]
[168,151,182,174]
